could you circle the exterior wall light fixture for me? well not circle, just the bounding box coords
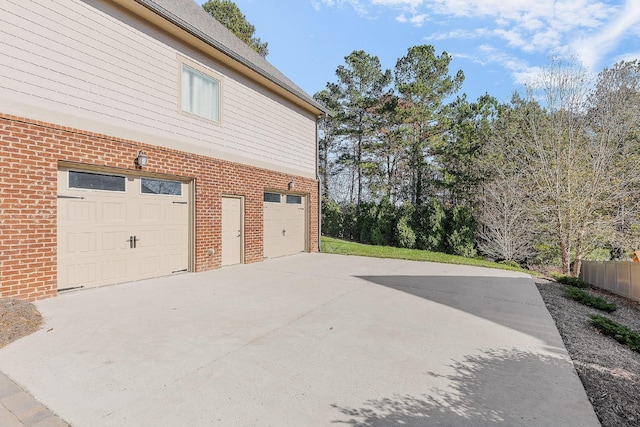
[288,180,295,190]
[135,150,148,168]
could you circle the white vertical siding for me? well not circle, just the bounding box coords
[0,0,317,177]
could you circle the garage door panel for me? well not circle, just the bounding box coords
[66,232,97,253]
[65,263,97,287]
[163,250,189,272]
[263,193,306,259]
[62,257,131,287]
[138,255,162,275]
[138,229,161,247]
[164,228,185,246]
[101,231,128,251]
[67,200,97,222]
[102,202,127,222]
[58,169,189,290]
[101,261,128,281]
[165,204,187,221]
[141,203,162,221]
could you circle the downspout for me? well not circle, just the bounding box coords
[316,114,322,253]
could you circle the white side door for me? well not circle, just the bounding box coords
[222,196,243,266]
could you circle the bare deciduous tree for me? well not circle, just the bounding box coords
[489,59,640,276]
[477,172,534,262]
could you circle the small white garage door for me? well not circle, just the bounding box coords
[57,168,190,290]
[263,192,306,259]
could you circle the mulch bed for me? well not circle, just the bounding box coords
[535,278,640,427]
[0,298,42,349]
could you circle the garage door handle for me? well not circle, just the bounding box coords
[126,236,140,249]
[282,229,286,236]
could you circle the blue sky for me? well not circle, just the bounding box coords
[198,0,640,103]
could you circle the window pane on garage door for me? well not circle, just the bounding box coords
[141,178,182,195]
[264,192,281,203]
[69,171,125,191]
[286,195,302,204]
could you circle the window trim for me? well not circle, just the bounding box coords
[178,56,223,124]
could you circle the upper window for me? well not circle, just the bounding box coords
[181,64,220,122]
[69,171,125,192]
[141,178,182,196]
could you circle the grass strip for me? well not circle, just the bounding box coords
[320,236,532,274]
[590,315,640,352]
[564,286,617,312]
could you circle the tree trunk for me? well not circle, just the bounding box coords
[573,229,585,277]
[560,240,571,275]
[356,128,363,205]
[321,152,329,199]
[357,158,362,205]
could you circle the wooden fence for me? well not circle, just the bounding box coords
[580,261,640,303]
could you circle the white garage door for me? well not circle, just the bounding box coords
[263,192,306,259]
[57,168,189,290]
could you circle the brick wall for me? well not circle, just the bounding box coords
[0,114,319,301]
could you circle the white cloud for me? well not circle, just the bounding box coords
[313,0,427,24]
[311,0,370,17]
[372,0,424,8]
[614,51,640,64]
[313,0,639,89]
[429,0,613,52]
[315,0,619,53]
[463,44,542,86]
[571,0,640,70]
[493,29,526,49]
[428,28,492,41]
[396,12,428,26]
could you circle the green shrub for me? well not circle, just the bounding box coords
[413,199,447,252]
[321,197,480,258]
[394,203,415,249]
[340,204,358,241]
[395,215,416,249]
[411,204,430,250]
[371,198,395,247]
[321,197,342,238]
[556,275,590,289]
[564,287,617,312]
[356,202,377,244]
[499,260,520,268]
[445,205,477,258]
[590,315,640,352]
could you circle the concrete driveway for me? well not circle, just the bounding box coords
[0,253,599,426]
